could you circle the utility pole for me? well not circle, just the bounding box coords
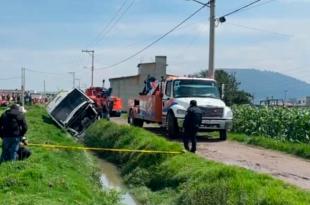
[21,67,26,106]
[75,78,81,89]
[221,84,225,99]
[208,0,216,79]
[43,80,46,97]
[284,90,288,103]
[69,72,75,89]
[82,50,95,87]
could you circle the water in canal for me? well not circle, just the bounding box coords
[97,158,139,205]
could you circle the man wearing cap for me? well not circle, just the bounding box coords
[0,104,28,163]
[183,100,202,153]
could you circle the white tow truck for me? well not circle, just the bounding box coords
[128,76,233,140]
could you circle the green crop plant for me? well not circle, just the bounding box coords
[232,105,310,143]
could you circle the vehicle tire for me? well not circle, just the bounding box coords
[134,118,144,127]
[109,101,114,113]
[167,112,179,139]
[219,130,227,141]
[115,112,121,117]
[128,110,143,127]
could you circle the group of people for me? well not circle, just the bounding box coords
[0,92,50,106]
[0,93,21,104]
[0,104,31,163]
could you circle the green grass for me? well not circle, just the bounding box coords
[229,132,310,159]
[0,106,120,205]
[121,113,128,120]
[84,120,310,205]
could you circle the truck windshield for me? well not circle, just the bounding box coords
[173,80,220,98]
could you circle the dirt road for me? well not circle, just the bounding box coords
[111,117,310,190]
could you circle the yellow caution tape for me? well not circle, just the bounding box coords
[28,143,183,155]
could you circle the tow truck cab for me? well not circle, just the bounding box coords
[162,77,233,139]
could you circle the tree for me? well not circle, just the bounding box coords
[194,69,252,106]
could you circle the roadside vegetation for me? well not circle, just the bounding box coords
[229,133,310,159]
[0,106,119,205]
[233,105,310,143]
[85,120,310,205]
[231,105,310,159]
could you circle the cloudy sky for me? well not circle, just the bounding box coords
[0,0,309,91]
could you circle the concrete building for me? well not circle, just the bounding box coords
[109,56,167,111]
[296,96,310,106]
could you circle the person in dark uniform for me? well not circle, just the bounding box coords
[0,104,28,163]
[183,100,202,153]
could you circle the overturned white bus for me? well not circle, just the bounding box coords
[47,88,98,136]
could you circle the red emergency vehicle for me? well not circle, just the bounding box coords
[85,87,122,117]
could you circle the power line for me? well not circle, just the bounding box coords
[26,68,66,76]
[86,0,131,48]
[221,0,264,18]
[94,0,136,46]
[227,22,292,37]
[240,0,278,13]
[96,4,208,70]
[0,76,20,81]
[26,68,85,75]
[90,0,129,45]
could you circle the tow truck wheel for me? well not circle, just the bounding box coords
[167,112,179,139]
[219,130,227,140]
[135,118,143,127]
[128,110,143,127]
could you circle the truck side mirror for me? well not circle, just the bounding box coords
[108,88,112,96]
[134,99,139,106]
[221,84,225,99]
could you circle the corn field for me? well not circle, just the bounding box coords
[232,105,310,143]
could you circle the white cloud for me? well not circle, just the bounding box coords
[1,15,310,91]
[282,0,310,3]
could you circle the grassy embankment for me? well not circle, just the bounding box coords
[0,106,119,205]
[85,120,310,205]
[230,105,310,159]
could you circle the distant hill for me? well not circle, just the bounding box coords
[223,69,310,102]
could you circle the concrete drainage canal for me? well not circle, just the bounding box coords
[97,158,139,205]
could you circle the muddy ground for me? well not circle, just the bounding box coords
[111,117,310,190]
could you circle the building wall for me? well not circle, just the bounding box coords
[296,96,310,106]
[138,56,167,81]
[110,56,167,111]
[110,76,140,111]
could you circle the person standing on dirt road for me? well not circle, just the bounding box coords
[183,100,202,153]
[0,104,28,163]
